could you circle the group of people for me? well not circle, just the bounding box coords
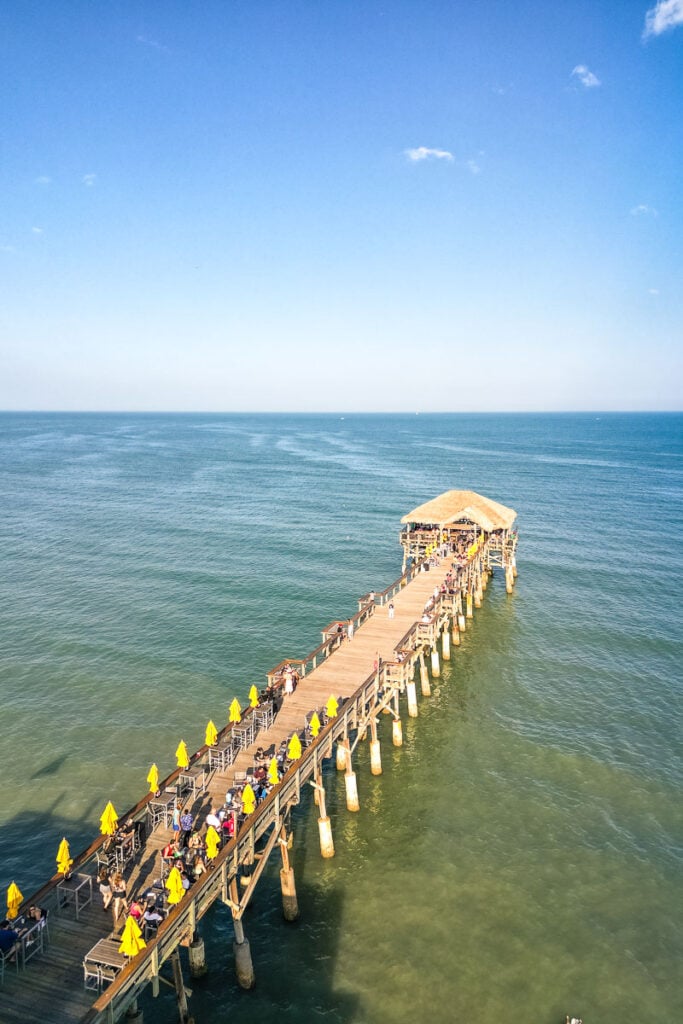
[97,866,165,933]
[0,906,47,961]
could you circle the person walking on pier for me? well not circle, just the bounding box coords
[111,872,128,923]
[388,602,394,619]
[179,807,194,847]
[98,867,112,911]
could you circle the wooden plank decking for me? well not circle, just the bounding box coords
[1,558,453,1024]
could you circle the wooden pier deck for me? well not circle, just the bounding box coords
[1,560,452,1024]
[2,491,518,1024]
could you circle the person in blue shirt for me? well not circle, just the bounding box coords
[0,920,19,954]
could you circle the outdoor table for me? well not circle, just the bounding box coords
[178,765,206,800]
[147,793,176,831]
[84,938,127,972]
[114,834,136,869]
[56,872,93,920]
[208,741,235,771]
[17,919,45,967]
[233,719,255,750]
[253,704,274,730]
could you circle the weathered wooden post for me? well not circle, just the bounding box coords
[171,949,192,1023]
[406,672,419,716]
[506,565,514,593]
[451,618,460,645]
[279,827,299,921]
[392,715,403,746]
[369,716,382,775]
[125,1000,143,1023]
[430,644,441,677]
[418,650,431,696]
[466,591,473,618]
[442,624,451,661]
[336,739,347,771]
[230,879,255,989]
[417,655,428,696]
[315,778,335,858]
[344,739,360,811]
[188,930,207,979]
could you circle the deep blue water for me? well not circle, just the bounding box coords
[0,412,681,1023]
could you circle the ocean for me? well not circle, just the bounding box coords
[0,411,680,1024]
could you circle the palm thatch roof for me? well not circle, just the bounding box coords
[401,490,517,532]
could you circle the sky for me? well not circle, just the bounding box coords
[1,0,682,412]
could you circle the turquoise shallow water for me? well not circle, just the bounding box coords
[0,412,681,1023]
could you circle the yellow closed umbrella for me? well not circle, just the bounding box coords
[147,763,160,795]
[248,684,259,708]
[100,801,119,836]
[119,915,147,957]
[56,837,73,877]
[309,711,321,738]
[287,733,302,760]
[205,825,220,860]
[326,695,339,719]
[205,720,218,746]
[165,866,185,905]
[175,740,190,769]
[228,698,242,723]
[6,881,22,920]
[267,757,280,786]
[241,783,256,815]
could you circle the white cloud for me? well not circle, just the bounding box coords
[31,226,43,234]
[630,203,658,217]
[82,173,97,187]
[136,34,171,53]
[643,0,683,38]
[571,64,601,88]
[35,175,51,185]
[0,244,16,253]
[404,146,454,162]
[466,159,481,175]
[649,288,660,295]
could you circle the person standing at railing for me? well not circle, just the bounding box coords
[388,602,395,619]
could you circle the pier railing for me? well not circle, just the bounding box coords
[83,667,385,1024]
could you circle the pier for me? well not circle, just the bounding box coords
[2,491,517,1024]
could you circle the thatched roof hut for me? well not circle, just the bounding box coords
[401,490,516,532]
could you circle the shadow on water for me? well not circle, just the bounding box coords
[0,799,106,892]
[30,754,71,780]
[139,868,361,1024]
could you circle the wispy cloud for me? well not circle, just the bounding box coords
[35,175,51,186]
[571,64,601,88]
[31,226,44,234]
[405,146,454,162]
[82,173,97,187]
[649,287,660,295]
[630,203,658,217]
[136,34,171,53]
[643,0,683,38]
[466,159,481,175]
[0,244,16,253]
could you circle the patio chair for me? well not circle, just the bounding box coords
[83,960,101,991]
[98,965,118,988]
[0,941,20,986]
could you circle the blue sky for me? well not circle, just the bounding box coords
[1,0,681,411]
